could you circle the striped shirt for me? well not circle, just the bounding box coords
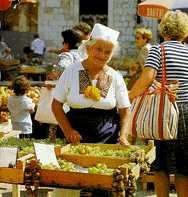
[145,41,188,102]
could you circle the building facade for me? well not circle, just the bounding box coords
[38,0,159,57]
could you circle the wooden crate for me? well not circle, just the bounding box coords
[0,161,24,184]
[40,144,143,190]
[39,170,113,190]
[39,163,140,190]
[38,143,156,190]
[56,143,155,168]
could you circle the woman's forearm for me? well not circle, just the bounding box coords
[119,108,131,140]
[51,99,72,134]
[129,67,156,101]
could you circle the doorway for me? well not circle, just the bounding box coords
[79,0,108,27]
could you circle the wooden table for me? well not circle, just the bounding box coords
[19,66,47,81]
[0,60,20,81]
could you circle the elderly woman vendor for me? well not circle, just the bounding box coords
[52,23,131,145]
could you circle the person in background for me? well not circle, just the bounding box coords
[129,10,188,197]
[8,75,35,139]
[56,29,83,72]
[20,46,33,64]
[31,33,46,58]
[128,27,152,90]
[52,23,131,145]
[72,21,92,40]
[48,21,91,55]
[46,29,83,83]
[41,29,83,142]
[0,35,13,60]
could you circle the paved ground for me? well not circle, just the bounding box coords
[0,183,177,197]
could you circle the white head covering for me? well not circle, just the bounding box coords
[78,23,120,60]
[90,23,120,43]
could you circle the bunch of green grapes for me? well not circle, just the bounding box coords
[69,145,99,155]
[68,144,145,158]
[58,159,78,172]
[41,163,59,170]
[0,137,33,148]
[18,146,34,157]
[88,163,114,176]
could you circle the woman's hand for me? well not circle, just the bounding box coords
[64,128,82,144]
[119,135,130,145]
[119,108,131,145]
[52,99,82,144]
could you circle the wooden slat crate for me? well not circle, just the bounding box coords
[40,144,142,190]
[56,143,156,168]
[40,170,113,190]
[0,152,34,185]
[0,161,24,184]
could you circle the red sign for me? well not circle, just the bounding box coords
[138,4,168,18]
[0,0,12,11]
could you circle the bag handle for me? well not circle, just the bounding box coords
[160,44,167,86]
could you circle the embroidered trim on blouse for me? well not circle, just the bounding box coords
[79,70,91,94]
[79,68,112,98]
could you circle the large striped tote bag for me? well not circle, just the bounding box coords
[131,45,179,142]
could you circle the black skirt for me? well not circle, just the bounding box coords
[66,107,120,144]
[152,102,188,176]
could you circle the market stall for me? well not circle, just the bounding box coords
[0,77,156,197]
[0,139,155,197]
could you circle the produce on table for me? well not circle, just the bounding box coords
[0,111,8,122]
[26,86,40,104]
[0,86,8,108]
[88,163,114,175]
[42,159,114,175]
[0,86,40,108]
[0,132,4,138]
[67,144,146,158]
[58,159,78,172]
[41,159,77,172]
[0,137,66,157]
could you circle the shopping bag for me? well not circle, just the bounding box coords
[131,45,179,142]
[35,87,57,124]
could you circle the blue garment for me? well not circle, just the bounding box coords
[8,95,34,134]
[66,107,120,143]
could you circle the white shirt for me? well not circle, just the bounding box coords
[57,49,83,70]
[52,62,131,109]
[31,38,45,55]
[8,95,35,134]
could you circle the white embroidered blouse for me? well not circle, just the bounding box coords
[52,62,130,109]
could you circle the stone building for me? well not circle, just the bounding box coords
[0,0,159,58]
[37,0,159,58]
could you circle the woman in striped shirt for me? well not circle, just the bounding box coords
[129,10,188,197]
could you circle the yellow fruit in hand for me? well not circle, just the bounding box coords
[91,86,100,101]
[84,86,101,101]
[84,86,92,98]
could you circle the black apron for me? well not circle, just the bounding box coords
[66,107,120,144]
